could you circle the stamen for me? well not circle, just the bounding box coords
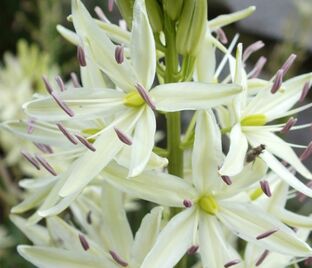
[108,0,114,12]
[115,45,124,64]
[78,234,89,251]
[42,76,53,94]
[75,134,96,152]
[114,127,132,145]
[255,249,270,266]
[56,123,78,145]
[21,150,40,170]
[216,28,228,44]
[109,250,128,267]
[27,118,35,134]
[86,211,92,224]
[51,91,75,117]
[224,259,240,268]
[135,83,156,110]
[243,41,265,62]
[260,180,272,197]
[249,56,267,78]
[299,82,311,103]
[300,141,312,161]
[183,199,192,208]
[35,154,57,176]
[34,143,53,154]
[94,6,110,23]
[221,175,232,185]
[281,53,296,74]
[55,75,66,91]
[187,245,199,255]
[271,69,283,94]
[70,72,81,88]
[256,228,279,240]
[281,117,297,134]
[77,46,87,67]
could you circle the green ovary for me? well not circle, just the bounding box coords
[198,195,219,215]
[123,91,145,107]
[240,114,267,126]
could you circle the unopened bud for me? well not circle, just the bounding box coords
[115,0,134,29]
[163,0,184,21]
[146,0,163,33]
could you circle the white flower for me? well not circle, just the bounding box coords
[103,111,312,268]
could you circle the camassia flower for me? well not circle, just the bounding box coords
[12,184,165,268]
[22,0,242,197]
[102,111,312,268]
[216,43,312,197]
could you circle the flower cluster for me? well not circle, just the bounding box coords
[1,0,311,267]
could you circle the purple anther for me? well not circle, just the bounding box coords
[270,69,284,94]
[183,199,192,208]
[299,82,311,103]
[224,259,241,268]
[135,83,156,110]
[77,45,87,67]
[94,6,110,23]
[55,75,66,92]
[56,123,78,145]
[35,154,57,176]
[86,211,92,224]
[243,41,265,62]
[78,234,90,251]
[256,228,279,240]
[75,134,96,152]
[114,127,132,145]
[187,245,199,255]
[260,180,272,197]
[216,28,228,44]
[42,76,53,94]
[281,117,297,134]
[21,150,40,170]
[109,250,128,267]
[108,0,114,12]
[304,256,312,266]
[34,143,53,154]
[250,57,267,78]
[255,249,270,266]
[300,141,312,161]
[27,118,35,134]
[221,175,232,185]
[115,45,124,64]
[70,72,81,88]
[281,53,297,74]
[51,91,74,117]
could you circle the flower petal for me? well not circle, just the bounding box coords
[141,208,197,268]
[218,202,312,256]
[151,82,242,112]
[130,0,156,89]
[219,124,248,176]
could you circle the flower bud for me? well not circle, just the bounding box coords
[146,0,163,33]
[176,0,207,56]
[163,0,184,21]
[115,0,135,28]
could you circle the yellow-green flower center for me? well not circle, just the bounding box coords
[123,91,145,107]
[198,195,219,215]
[82,128,102,143]
[240,114,267,126]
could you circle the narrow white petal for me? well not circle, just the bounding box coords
[218,202,312,256]
[219,124,248,176]
[141,208,197,268]
[57,25,79,45]
[129,107,156,177]
[192,111,222,193]
[199,214,242,268]
[131,207,163,266]
[275,209,312,229]
[131,0,156,89]
[18,245,114,268]
[151,82,242,112]
[104,162,197,207]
